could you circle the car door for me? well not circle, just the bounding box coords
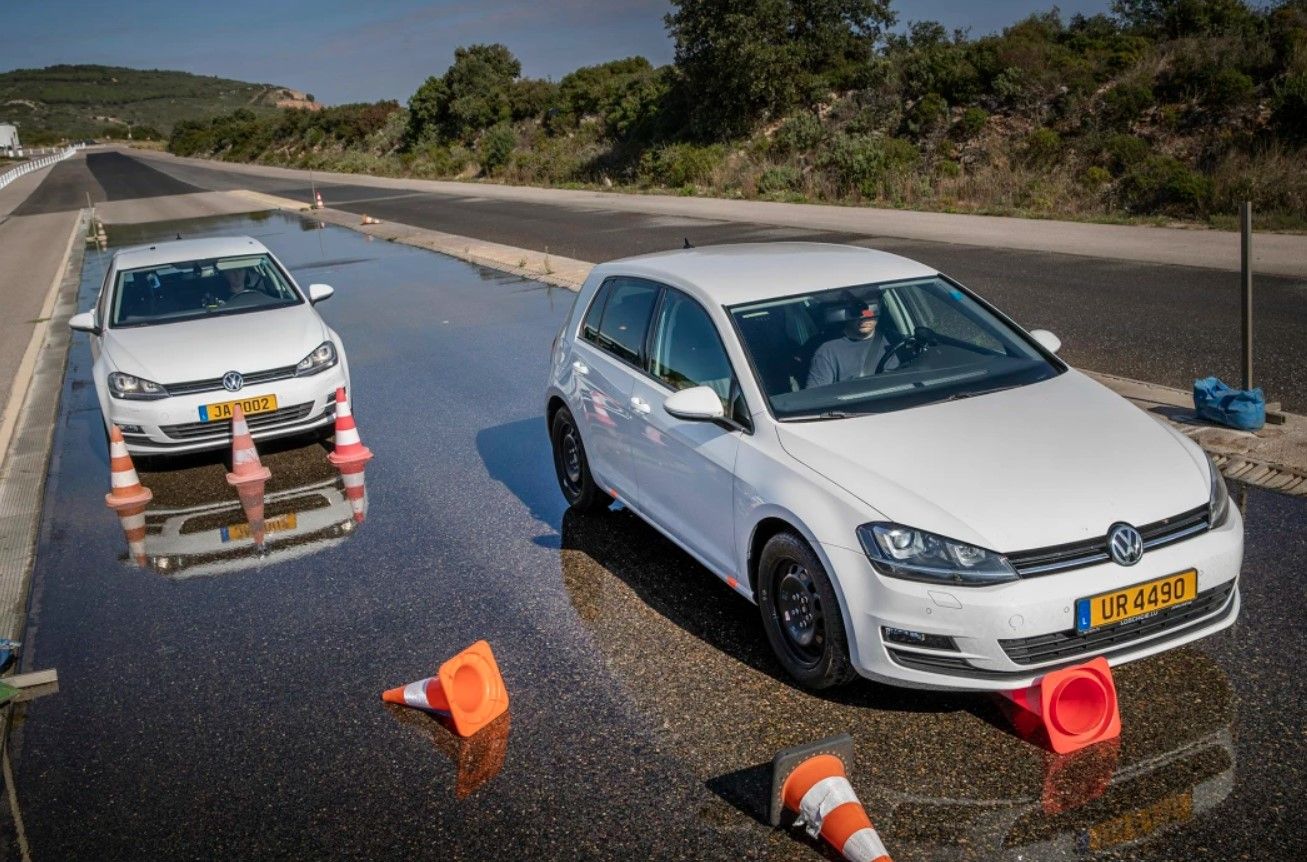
[628,287,745,577]
[570,277,660,505]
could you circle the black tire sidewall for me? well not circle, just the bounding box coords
[550,408,608,513]
[757,531,856,689]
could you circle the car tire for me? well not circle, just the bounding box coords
[757,531,857,690]
[550,407,611,513]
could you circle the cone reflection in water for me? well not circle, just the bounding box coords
[116,501,149,566]
[1000,657,1121,754]
[386,705,510,799]
[225,405,272,547]
[339,460,368,524]
[1040,736,1121,815]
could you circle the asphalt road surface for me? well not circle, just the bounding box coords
[3,210,1303,860]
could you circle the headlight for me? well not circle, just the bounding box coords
[857,522,1017,586]
[295,341,337,376]
[1207,454,1230,527]
[108,372,168,400]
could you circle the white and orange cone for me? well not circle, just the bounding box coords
[116,501,149,567]
[771,735,891,862]
[105,425,152,511]
[225,405,272,546]
[340,461,368,523]
[327,387,373,468]
[314,190,324,210]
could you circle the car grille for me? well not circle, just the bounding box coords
[999,581,1235,665]
[1006,505,1210,577]
[161,402,315,440]
[166,365,299,396]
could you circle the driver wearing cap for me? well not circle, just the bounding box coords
[806,298,897,388]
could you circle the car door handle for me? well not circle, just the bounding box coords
[630,396,651,414]
[572,359,589,375]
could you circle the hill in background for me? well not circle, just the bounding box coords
[0,64,314,144]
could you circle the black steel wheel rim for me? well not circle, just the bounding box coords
[558,423,583,495]
[774,560,824,665]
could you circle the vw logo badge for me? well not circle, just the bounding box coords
[1108,522,1144,566]
[221,371,244,392]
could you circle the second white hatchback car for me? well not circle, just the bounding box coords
[545,243,1241,691]
[70,236,350,456]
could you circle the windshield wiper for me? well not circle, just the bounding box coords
[785,410,855,422]
[940,385,1017,403]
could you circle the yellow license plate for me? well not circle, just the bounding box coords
[199,394,278,422]
[1086,791,1192,851]
[1076,569,1197,632]
[222,512,297,542]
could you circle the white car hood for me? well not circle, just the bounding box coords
[103,305,326,384]
[776,370,1208,553]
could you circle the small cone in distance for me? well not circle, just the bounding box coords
[225,405,272,546]
[105,425,152,510]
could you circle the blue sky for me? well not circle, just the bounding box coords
[1,0,1114,104]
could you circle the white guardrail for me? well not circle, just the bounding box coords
[0,145,81,191]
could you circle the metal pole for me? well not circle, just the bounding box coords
[1240,201,1253,391]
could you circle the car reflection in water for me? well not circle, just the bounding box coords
[114,451,368,579]
[557,507,1235,861]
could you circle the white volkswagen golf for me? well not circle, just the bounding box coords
[544,243,1242,691]
[70,236,350,456]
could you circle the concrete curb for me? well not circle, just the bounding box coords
[233,190,1307,499]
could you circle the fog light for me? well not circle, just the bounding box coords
[119,424,144,434]
[882,627,957,650]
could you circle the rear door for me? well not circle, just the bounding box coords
[570,277,660,505]
[628,288,745,576]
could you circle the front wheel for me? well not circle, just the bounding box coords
[550,407,611,513]
[757,531,856,689]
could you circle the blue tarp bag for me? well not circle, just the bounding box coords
[1193,377,1265,431]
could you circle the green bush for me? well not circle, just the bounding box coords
[478,124,517,175]
[823,134,919,198]
[757,165,802,194]
[957,106,989,137]
[1201,67,1254,111]
[1120,154,1212,215]
[905,92,949,137]
[639,143,724,187]
[1100,81,1155,128]
[1101,133,1152,174]
[1079,165,1112,189]
[1272,73,1307,143]
[1022,127,1062,167]
[772,113,825,155]
[936,159,962,177]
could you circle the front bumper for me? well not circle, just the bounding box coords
[825,505,1243,691]
[105,365,347,454]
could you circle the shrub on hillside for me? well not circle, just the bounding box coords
[1100,81,1155,128]
[956,106,989,138]
[1022,127,1063,167]
[478,124,517,175]
[1119,154,1212,214]
[757,165,802,194]
[772,113,825,154]
[1272,73,1307,143]
[822,133,919,198]
[639,143,724,187]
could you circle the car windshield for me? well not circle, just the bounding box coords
[110,254,302,327]
[728,276,1061,420]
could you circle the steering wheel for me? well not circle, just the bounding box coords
[223,289,266,308]
[875,327,936,374]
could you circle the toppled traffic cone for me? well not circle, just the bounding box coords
[360,214,381,225]
[104,425,152,510]
[999,657,1121,755]
[327,387,373,467]
[381,640,509,738]
[770,734,891,862]
[225,405,272,546]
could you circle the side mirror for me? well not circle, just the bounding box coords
[663,385,725,421]
[1030,329,1061,354]
[69,311,100,334]
[308,283,335,304]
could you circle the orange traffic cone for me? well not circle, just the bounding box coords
[314,190,324,209]
[225,405,272,546]
[381,640,509,738]
[116,501,149,567]
[327,387,373,467]
[770,734,891,862]
[104,425,152,510]
[999,657,1121,754]
[360,214,381,225]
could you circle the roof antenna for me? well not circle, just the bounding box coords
[683,237,694,249]
[176,233,182,240]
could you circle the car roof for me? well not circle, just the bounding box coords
[111,236,272,271]
[594,242,939,307]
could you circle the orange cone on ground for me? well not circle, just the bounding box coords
[381,640,509,738]
[770,734,891,862]
[1000,657,1121,755]
[104,425,152,510]
[327,387,373,467]
[225,405,272,546]
[314,190,324,209]
[116,501,149,566]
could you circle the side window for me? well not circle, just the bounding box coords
[592,278,659,365]
[580,282,612,345]
[649,289,742,418]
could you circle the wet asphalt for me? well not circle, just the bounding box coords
[1,210,1303,860]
